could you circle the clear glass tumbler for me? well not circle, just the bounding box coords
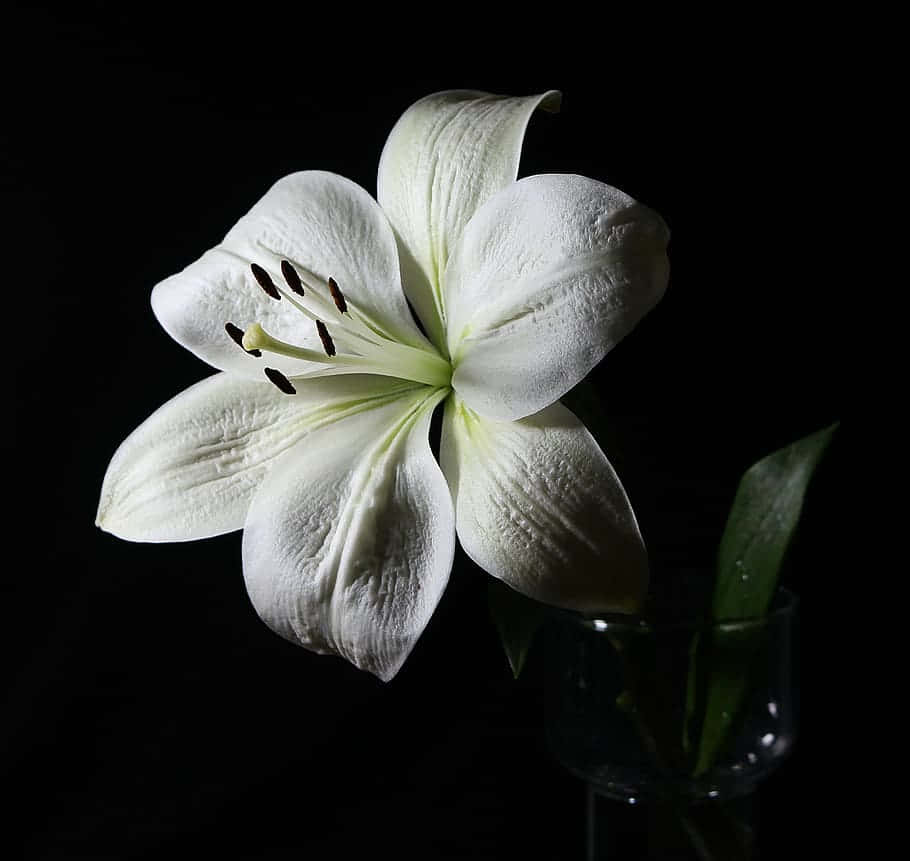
[544,588,799,859]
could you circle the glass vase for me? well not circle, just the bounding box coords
[543,588,798,859]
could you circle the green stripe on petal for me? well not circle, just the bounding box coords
[151,171,432,377]
[96,373,424,542]
[441,394,647,614]
[242,385,453,681]
[446,173,670,421]
[377,89,560,353]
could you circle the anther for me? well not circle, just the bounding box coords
[280,260,305,296]
[264,367,296,395]
[225,322,261,357]
[316,320,336,357]
[250,263,281,300]
[327,277,348,314]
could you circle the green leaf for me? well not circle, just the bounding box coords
[487,579,548,678]
[688,625,763,776]
[713,421,839,620]
[688,421,838,776]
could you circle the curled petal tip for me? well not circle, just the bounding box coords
[540,90,562,113]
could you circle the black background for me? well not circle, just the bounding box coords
[6,6,846,859]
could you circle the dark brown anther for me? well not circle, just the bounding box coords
[327,277,348,314]
[264,367,296,395]
[316,320,336,357]
[281,260,305,296]
[225,322,261,357]
[250,263,281,300]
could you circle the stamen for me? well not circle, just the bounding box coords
[316,320,336,357]
[225,322,261,357]
[327,277,348,314]
[251,263,281,300]
[281,260,305,296]
[264,367,296,395]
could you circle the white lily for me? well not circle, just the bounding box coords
[96,90,670,681]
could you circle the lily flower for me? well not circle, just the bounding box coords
[97,90,670,680]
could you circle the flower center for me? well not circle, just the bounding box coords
[225,261,452,394]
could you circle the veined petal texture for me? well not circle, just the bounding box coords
[96,373,423,542]
[151,171,430,378]
[441,395,647,613]
[446,174,670,421]
[242,385,454,681]
[377,90,560,350]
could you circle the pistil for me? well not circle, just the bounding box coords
[225,322,261,356]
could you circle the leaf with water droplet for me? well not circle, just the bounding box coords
[713,421,839,620]
[687,421,838,776]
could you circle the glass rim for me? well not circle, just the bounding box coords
[555,586,799,635]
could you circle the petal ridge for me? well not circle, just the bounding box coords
[441,395,647,613]
[377,90,560,351]
[242,386,454,680]
[445,173,670,420]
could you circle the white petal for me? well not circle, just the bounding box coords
[446,174,670,421]
[441,395,647,613]
[151,171,430,377]
[377,90,560,350]
[242,387,454,681]
[96,373,423,542]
